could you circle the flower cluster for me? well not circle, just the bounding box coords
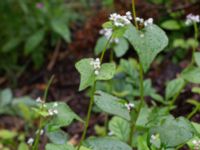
[48,102,58,116]
[36,97,58,116]
[90,58,101,75]
[136,17,154,27]
[109,11,132,27]
[27,138,34,145]
[99,28,119,44]
[185,14,200,25]
[124,102,134,111]
[192,139,200,150]
[150,134,157,144]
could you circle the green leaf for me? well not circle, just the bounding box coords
[18,142,29,150]
[114,38,129,57]
[2,38,21,52]
[75,59,116,91]
[46,102,82,131]
[137,134,150,150]
[25,29,45,54]
[192,87,200,94]
[187,38,199,48]
[165,78,185,100]
[112,27,128,38]
[102,21,113,28]
[95,37,108,55]
[0,129,17,140]
[125,24,168,72]
[94,91,130,120]
[161,20,181,30]
[45,143,75,150]
[96,63,116,80]
[194,52,200,67]
[150,117,196,147]
[85,137,132,150]
[0,88,12,107]
[181,67,200,84]
[46,129,68,144]
[51,20,71,43]
[108,116,130,142]
[75,58,95,91]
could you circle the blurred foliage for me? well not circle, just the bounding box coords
[0,0,84,75]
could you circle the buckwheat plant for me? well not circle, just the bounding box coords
[27,76,82,150]
[74,0,200,150]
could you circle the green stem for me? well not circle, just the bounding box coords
[100,35,113,63]
[77,33,112,150]
[128,63,144,145]
[187,106,200,119]
[128,0,144,146]
[77,82,96,150]
[32,76,54,150]
[132,0,138,29]
[194,22,198,40]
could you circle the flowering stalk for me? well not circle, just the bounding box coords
[128,0,145,146]
[77,35,113,150]
[32,76,54,150]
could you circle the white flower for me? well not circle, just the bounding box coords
[109,12,132,27]
[136,17,144,24]
[126,11,132,20]
[99,28,112,40]
[90,58,101,76]
[94,70,99,75]
[125,103,134,111]
[53,102,58,107]
[36,129,44,135]
[99,28,119,44]
[186,14,200,25]
[136,17,154,27]
[36,97,43,103]
[48,109,58,116]
[108,131,114,136]
[144,18,153,27]
[27,138,34,145]
[192,139,200,149]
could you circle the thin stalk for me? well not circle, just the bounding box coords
[131,0,138,29]
[128,63,144,145]
[128,0,144,146]
[100,35,113,62]
[187,106,200,119]
[32,76,54,150]
[77,34,113,150]
[77,82,96,150]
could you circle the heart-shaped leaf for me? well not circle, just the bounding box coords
[108,116,130,142]
[125,24,168,72]
[150,117,196,147]
[75,58,116,91]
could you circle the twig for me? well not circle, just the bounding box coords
[47,40,61,71]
